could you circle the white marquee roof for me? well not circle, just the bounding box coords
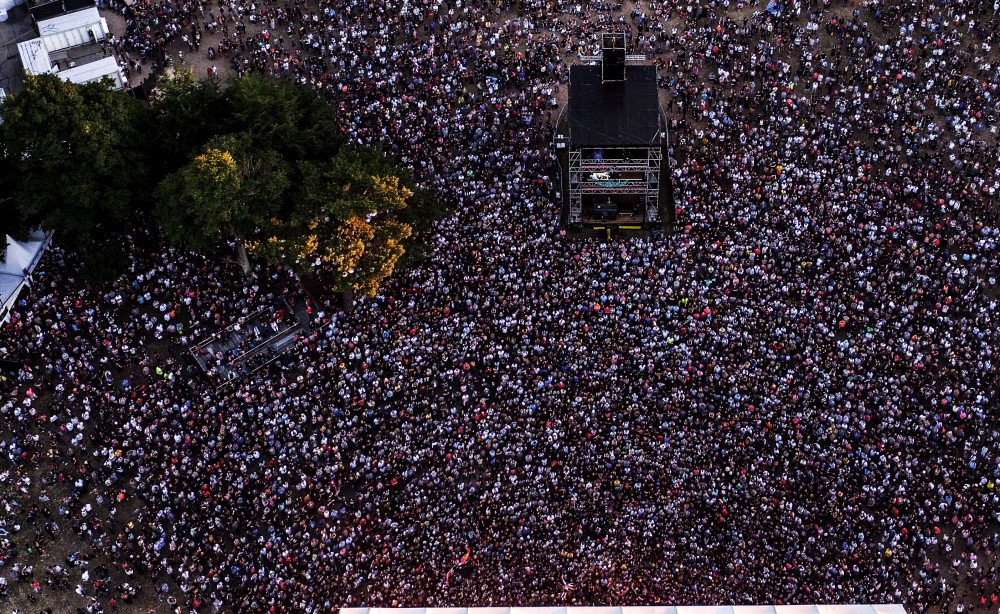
[1,231,49,277]
[342,607,906,614]
[1,231,51,324]
[18,38,53,75]
[59,55,123,88]
[36,6,101,36]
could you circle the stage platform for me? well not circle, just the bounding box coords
[189,298,310,387]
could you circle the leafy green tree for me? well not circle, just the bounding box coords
[209,132,289,206]
[150,66,229,172]
[249,149,415,296]
[147,72,440,300]
[154,148,242,252]
[296,149,447,260]
[225,73,343,162]
[153,135,289,272]
[0,133,31,241]
[0,74,150,250]
[297,149,411,218]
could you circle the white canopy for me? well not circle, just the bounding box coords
[1,231,51,325]
[18,38,54,75]
[59,55,124,88]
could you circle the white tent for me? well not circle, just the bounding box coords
[0,231,52,325]
[58,56,124,89]
[0,0,24,13]
[16,6,124,90]
[343,607,907,614]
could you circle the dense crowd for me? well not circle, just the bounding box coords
[3,0,1000,613]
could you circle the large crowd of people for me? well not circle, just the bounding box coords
[3,0,1000,613]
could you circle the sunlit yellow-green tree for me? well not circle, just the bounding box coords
[148,73,444,297]
[154,138,288,272]
[249,150,414,296]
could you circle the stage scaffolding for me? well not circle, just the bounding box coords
[567,150,662,226]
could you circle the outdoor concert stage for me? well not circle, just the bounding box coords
[554,33,672,232]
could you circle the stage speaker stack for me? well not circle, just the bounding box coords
[602,33,626,82]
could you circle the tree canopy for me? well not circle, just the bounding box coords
[154,148,245,254]
[225,73,344,161]
[0,69,445,294]
[0,74,150,251]
[248,149,415,294]
[148,68,229,173]
[151,70,436,293]
[0,145,30,241]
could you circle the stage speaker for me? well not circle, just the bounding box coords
[602,32,626,82]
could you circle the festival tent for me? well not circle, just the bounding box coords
[0,231,51,325]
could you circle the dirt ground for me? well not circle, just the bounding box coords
[1,426,177,614]
[101,3,266,88]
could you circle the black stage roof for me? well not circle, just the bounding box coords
[568,64,661,147]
